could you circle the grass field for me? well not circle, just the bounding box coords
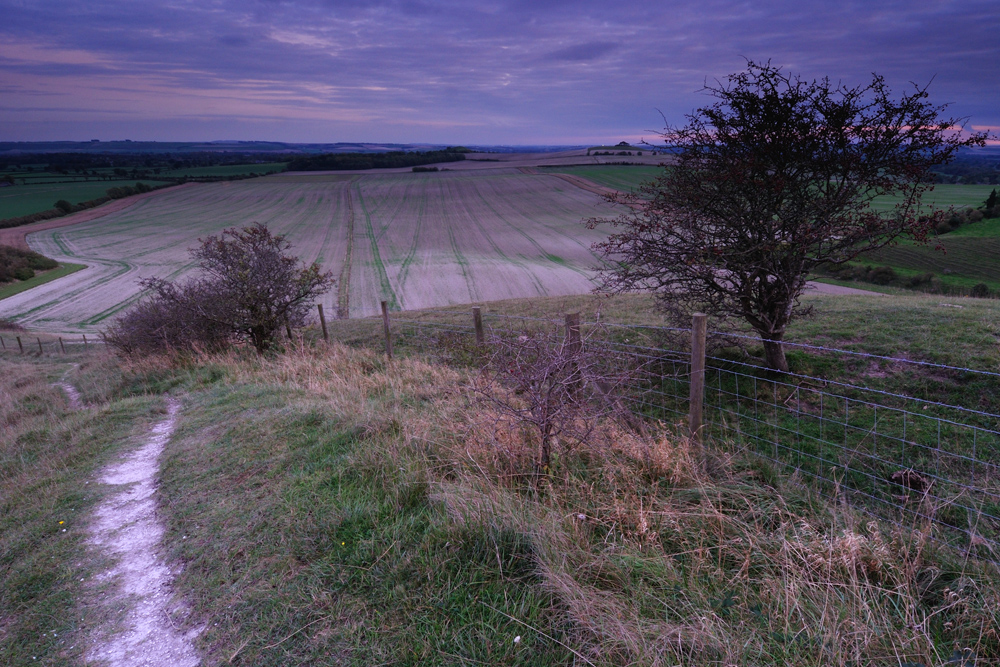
[0,170,614,332]
[544,165,663,192]
[869,183,996,212]
[0,180,143,219]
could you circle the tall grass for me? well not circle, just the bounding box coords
[137,341,1000,665]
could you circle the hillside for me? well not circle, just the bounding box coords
[3,293,999,666]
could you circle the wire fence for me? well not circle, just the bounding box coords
[381,308,1000,562]
[0,332,103,355]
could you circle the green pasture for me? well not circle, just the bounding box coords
[868,184,995,212]
[0,180,140,219]
[544,165,663,191]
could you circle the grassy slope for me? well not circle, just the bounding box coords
[0,263,87,301]
[0,352,173,666]
[5,293,1000,665]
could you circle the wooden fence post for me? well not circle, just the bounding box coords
[689,313,708,455]
[37,338,44,355]
[473,306,484,345]
[285,322,293,340]
[0,335,5,351]
[17,336,23,354]
[317,304,329,342]
[381,301,393,359]
[83,334,88,349]
[565,313,581,355]
[59,337,66,354]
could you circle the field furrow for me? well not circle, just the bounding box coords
[1,171,613,330]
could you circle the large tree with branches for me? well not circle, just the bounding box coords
[590,61,988,371]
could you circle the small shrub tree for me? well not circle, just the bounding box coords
[473,326,633,481]
[106,223,334,355]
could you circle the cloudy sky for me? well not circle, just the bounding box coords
[1,0,998,145]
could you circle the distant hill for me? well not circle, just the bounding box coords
[0,141,590,156]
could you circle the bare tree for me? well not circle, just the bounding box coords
[474,326,632,479]
[589,61,989,371]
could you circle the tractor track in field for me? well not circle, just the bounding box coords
[337,185,355,319]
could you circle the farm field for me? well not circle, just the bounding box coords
[0,169,614,332]
[543,164,664,192]
[0,179,143,219]
[869,183,995,212]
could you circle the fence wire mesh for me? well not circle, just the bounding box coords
[380,310,1000,562]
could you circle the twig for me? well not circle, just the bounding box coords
[261,614,333,650]
[479,601,595,666]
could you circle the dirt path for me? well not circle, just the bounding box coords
[0,183,197,251]
[85,398,201,667]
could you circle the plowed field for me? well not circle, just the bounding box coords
[1,170,614,332]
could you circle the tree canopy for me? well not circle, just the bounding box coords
[590,61,989,371]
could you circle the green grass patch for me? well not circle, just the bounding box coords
[868,184,996,212]
[0,180,141,219]
[0,263,87,301]
[543,165,663,191]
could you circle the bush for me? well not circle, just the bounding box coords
[905,272,935,288]
[0,245,57,283]
[53,200,74,214]
[105,223,335,355]
[935,220,953,235]
[971,283,990,298]
[867,266,896,285]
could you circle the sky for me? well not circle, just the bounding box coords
[1,0,998,146]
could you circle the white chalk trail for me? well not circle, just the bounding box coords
[85,398,202,667]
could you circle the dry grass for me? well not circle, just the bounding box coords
[116,341,1000,665]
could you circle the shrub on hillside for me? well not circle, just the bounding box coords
[0,245,58,283]
[867,266,897,285]
[105,223,335,356]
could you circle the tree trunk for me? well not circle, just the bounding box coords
[762,336,789,373]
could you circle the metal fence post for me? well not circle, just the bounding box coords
[59,337,66,354]
[317,304,329,342]
[689,313,708,454]
[473,306,484,345]
[37,338,44,355]
[17,336,23,354]
[381,300,393,359]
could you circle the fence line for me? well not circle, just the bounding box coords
[0,332,104,356]
[377,305,1000,562]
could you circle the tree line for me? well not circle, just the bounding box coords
[286,149,468,171]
